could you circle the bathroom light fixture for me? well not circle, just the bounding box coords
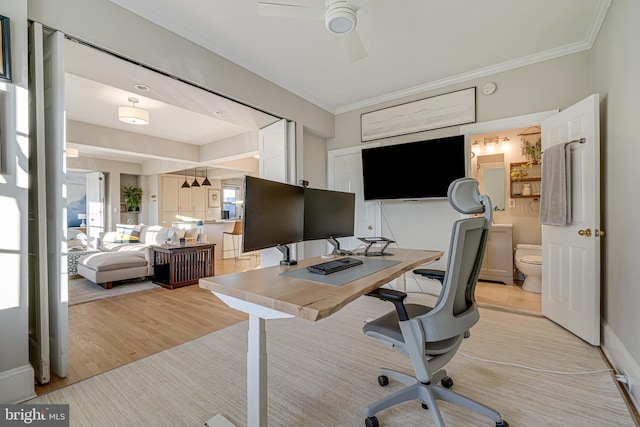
[118,97,149,125]
[191,168,201,187]
[201,166,212,186]
[473,136,510,155]
[181,169,190,189]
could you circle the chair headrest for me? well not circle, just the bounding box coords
[447,178,487,215]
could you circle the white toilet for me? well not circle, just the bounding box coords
[514,244,542,293]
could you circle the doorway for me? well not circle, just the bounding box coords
[462,111,557,315]
[31,27,283,387]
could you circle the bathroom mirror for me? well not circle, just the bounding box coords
[477,154,505,211]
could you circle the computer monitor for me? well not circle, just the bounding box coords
[303,187,356,254]
[242,175,305,264]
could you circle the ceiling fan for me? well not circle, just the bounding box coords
[257,0,368,61]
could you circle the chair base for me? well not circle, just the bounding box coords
[365,368,505,427]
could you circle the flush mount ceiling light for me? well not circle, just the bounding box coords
[325,4,356,34]
[118,97,149,125]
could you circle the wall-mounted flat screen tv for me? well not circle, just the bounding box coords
[361,135,466,201]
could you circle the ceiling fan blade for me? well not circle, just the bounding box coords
[343,29,368,62]
[257,2,324,20]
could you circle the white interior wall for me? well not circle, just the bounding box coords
[591,0,640,410]
[331,53,591,275]
[0,0,32,404]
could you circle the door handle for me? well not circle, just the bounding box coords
[595,229,606,237]
[368,225,373,230]
[578,228,592,237]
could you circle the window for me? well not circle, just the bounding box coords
[223,185,242,219]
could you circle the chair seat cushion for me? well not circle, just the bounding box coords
[363,303,461,355]
[363,304,431,343]
[80,252,147,272]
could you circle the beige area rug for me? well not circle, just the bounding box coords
[30,295,633,426]
[68,276,157,306]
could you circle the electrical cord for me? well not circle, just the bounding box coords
[376,201,443,294]
[459,351,613,376]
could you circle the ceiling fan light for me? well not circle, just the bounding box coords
[325,7,356,34]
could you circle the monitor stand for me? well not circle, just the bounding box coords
[276,244,297,266]
[327,237,352,256]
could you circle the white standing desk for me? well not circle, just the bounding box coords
[199,248,443,427]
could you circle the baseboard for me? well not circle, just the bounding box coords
[0,364,36,404]
[602,319,640,415]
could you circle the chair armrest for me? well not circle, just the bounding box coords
[367,288,410,321]
[413,268,445,284]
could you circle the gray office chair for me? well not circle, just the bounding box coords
[363,178,509,427]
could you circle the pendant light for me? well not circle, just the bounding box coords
[118,97,149,125]
[191,168,201,187]
[181,169,190,188]
[201,166,212,186]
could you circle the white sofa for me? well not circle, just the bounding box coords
[76,224,197,288]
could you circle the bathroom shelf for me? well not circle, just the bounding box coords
[510,162,541,198]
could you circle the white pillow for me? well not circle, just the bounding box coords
[144,226,170,245]
[168,227,186,242]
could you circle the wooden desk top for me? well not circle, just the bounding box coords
[199,248,442,322]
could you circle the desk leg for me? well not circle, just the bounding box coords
[210,292,293,427]
[248,315,267,427]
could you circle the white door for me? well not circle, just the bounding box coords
[28,22,51,386]
[541,94,601,346]
[36,27,70,378]
[328,144,381,251]
[86,172,105,249]
[259,119,294,266]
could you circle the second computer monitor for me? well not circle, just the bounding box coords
[303,187,356,242]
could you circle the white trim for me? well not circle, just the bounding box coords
[602,320,640,415]
[459,110,558,135]
[0,365,36,404]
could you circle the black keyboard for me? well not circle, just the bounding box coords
[306,257,364,275]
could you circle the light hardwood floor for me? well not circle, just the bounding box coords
[475,280,542,314]
[38,261,537,396]
[36,256,261,396]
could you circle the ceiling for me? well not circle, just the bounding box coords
[64,39,279,174]
[108,0,610,113]
[66,0,610,170]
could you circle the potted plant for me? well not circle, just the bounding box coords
[121,184,143,211]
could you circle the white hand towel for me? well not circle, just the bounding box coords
[539,143,572,226]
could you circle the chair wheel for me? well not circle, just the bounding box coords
[421,402,429,410]
[365,416,379,427]
[441,376,454,388]
[377,375,389,386]
[496,421,509,427]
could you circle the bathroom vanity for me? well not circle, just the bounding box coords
[479,224,514,285]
